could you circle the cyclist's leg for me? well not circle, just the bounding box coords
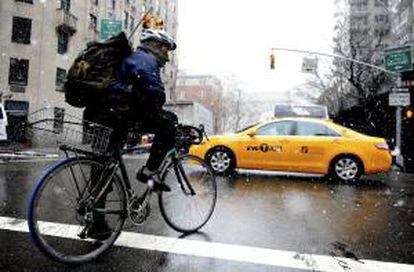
[88,116,128,239]
[142,110,178,172]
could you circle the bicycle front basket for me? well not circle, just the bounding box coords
[24,107,113,154]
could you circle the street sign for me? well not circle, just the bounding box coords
[389,92,411,106]
[301,57,318,74]
[384,46,412,73]
[392,87,409,93]
[100,19,123,40]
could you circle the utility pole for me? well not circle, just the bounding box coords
[235,89,241,131]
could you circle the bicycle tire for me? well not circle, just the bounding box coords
[27,157,127,264]
[159,154,217,233]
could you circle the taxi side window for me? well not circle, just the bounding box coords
[257,121,294,136]
[294,121,340,137]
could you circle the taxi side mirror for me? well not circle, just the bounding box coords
[247,131,257,137]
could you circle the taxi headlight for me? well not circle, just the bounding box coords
[375,143,389,151]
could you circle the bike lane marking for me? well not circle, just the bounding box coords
[1,216,413,272]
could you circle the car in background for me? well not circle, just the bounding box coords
[190,118,392,182]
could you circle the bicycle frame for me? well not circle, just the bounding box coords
[64,145,183,207]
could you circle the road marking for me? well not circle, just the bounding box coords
[0,216,413,272]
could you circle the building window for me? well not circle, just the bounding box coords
[12,17,32,44]
[375,14,389,23]
[56,68,67,89]
[89,14,98,30]
[53,107,65,133]
[112,0,116,10]
[57,31,69,54]
[91,0,98,5]
[60,0,71,11]
[9,58,29,86]
[124,12,129,29]
[15,0,33,3]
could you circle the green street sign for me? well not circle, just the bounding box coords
[384,45,412,72]
[100,19,123,40]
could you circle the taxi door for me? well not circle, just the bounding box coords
[237,121,294,170]
[289,121,341,173]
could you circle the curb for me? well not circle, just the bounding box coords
[0,151,59,161]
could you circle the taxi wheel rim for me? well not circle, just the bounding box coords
[335,158,358,180]
[210,151,231,172]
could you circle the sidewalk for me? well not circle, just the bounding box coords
[0,145,59,161]
[0,144,149,162]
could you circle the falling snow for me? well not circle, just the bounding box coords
[393,200,405,207]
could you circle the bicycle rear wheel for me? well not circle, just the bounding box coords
[159,155,217,233]
[27,157,127,264]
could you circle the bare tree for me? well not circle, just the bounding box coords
[300,0,394,115]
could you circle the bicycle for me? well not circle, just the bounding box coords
[24,107,217,264]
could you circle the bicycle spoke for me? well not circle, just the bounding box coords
[28,157,126,264]
[159,155,217,233]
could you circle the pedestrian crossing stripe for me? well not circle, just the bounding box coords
[0,216,413,272]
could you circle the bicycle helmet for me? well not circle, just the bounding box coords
[140,29,177,50]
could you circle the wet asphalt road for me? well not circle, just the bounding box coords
[0,157,413,271]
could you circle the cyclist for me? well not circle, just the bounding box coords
[83,29,178,239]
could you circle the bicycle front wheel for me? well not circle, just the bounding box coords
[27,157,127,264]
[159,154,217,233]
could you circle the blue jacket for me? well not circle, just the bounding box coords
[109,46,166,114]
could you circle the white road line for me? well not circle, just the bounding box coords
[0,216,413,272]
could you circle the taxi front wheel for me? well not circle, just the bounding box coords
[206,147,235,176]
[329,155,363,182]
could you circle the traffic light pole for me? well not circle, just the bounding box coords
[270,47,397,75]
[396,76,404,169]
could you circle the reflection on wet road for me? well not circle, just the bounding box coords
[0,159,413,270]
[215,170,413,263]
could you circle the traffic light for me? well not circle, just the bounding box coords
[142,13,152,29]
[141,13,164,30]
[154,18,164,29]
[270,52,275,69]
[405,108,413,119]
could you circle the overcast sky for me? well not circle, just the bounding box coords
[177,0,336,97]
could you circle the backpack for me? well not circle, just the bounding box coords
[64,32,132,108]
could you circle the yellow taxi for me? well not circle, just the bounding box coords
[190,118,392,182]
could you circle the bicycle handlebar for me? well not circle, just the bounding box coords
[121,124,208,154]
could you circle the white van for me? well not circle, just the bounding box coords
[0,103,8,141]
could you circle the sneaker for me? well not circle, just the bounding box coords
[136,167,171,192]
[87,221,112,241]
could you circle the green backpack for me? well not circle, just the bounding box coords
[64,32,132,108]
